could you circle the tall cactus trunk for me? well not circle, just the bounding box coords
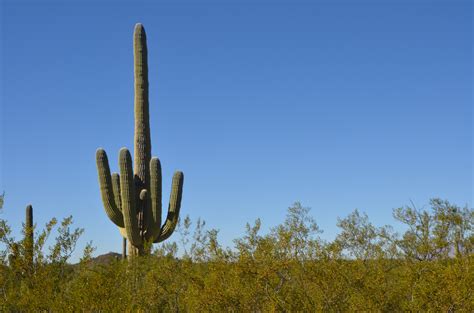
[133,23,151,190]
[128,241,144,258]
[133,24,151,248]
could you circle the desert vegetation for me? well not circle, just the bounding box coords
[0,196,472,311]
[1,21,472,312]
[96,23,184,258]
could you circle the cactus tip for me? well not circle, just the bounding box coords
[134,23,145,32]
[150,157,161,166]
[119,147,130,155]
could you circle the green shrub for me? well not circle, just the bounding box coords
[0,199,472,311]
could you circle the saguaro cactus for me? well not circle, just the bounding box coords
[25,204,34,269]
[96,23,184,257]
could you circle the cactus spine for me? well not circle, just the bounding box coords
[96,23,184,257]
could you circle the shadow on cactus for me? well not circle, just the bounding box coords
[96,23,184,257]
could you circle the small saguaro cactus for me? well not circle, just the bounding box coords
[96,23,184,257]
[25,204,34,269]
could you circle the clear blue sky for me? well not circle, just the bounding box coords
[1,0,472,260]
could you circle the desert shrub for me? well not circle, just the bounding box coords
[0,199,472,311]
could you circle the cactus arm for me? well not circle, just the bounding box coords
[118,227,128,238]
[112,173,127,238]
[155,171,184,243]
[111,173,122,212]
[139,189,148,239]
[96,149,124,227]
[119,148,142,247]
[139,189,148,201]
[146,157,162,240]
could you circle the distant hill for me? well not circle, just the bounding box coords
[85,252,121,265]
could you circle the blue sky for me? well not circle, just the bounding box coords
[1,0,472,260]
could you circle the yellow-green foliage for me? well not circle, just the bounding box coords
[0,199,472,311]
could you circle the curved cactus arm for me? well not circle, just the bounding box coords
[118,226,128,238]
[112,173,126,242]
[155,171,184,243]
[96,148,124,227]
[111,173,122,212]
[146,157,162,241]
[119,148,142,247]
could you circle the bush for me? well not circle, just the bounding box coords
[0,199,472,311]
